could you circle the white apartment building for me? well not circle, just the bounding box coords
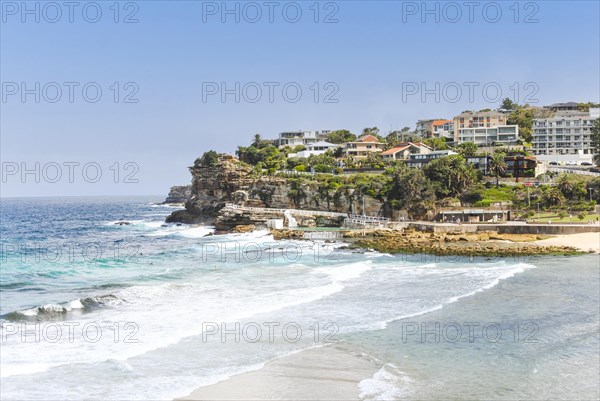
[275,130,330,148]
[531,108,599,162]
[287,141,339,158]
[457,125,519,145]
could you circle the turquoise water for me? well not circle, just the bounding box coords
[0,197,598,400]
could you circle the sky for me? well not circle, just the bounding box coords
[1,0,599,197]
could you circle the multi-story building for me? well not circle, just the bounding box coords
[453,111,508,142]
[381,142,432,160]
[416,118,444,137]
[343,135,386,159]
[431,120,454,141]
[457,125,519,146]
[531,108,599,162]
[275,130,330,148]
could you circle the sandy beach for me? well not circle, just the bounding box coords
[176,345,380,401]
[534,232,600,253]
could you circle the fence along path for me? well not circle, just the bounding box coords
[224,203,347,218]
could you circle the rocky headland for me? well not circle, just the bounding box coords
[162,185,192,204]
[165,155,383,228]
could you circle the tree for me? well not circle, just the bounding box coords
[423,155,477,198]
[196,150,219,167]
[586,177,600,203]
[423,137,448,150]
[556,174,575,198]
[507,107,534,143]
[489,153,507,188]
[385,165,435,219]
[456,142,478,158]
[327,129,357,144]
[591,118,600,166]
[252,134,263,147]
[362,127,381,138]
[577,102,600,112]
[501,98,518,111]
[460,184,485,205]
[542,187,565,207]
[307,152,336,169]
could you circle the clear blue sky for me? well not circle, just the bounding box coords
[1,0,599,197]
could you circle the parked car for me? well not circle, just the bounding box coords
[549,161,560,166]
[581,161,593,166]
[566,160,578,166]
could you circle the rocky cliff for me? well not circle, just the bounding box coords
[166,155,385,226]
[162,185,192,204]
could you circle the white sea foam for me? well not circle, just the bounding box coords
[359,363,413,400]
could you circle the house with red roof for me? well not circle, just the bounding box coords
[343,135,386,159]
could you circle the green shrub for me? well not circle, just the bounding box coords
[474,200,492,207]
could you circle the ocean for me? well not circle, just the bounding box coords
[1,197,598,400]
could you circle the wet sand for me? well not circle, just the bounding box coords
[176,345,379,401]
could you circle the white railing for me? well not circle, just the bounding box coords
[224,203,347,218]
[548,167,599,176]
[347,214,391,223]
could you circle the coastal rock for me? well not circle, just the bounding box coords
[271,229,305,240]
[162,185,192,204]
[165,155,382,225]
[231,224,256,233]
[165,210,211,225]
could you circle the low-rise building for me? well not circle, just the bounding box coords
[431,120,454,141]
[381,142,432,161]
[438,209,511,223]
[465,154,546,177]
[531,108,599,162]
[275,130,330,148]
[407,149,458,168]
[343,135,386,159]
[416,118,444,137]
[457,125,519,146]
[287,141,339,158]
[545,102,579,112]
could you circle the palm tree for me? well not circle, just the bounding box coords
[556,174,574,198]
[489,153,507,188]
[543,187,565,207]
[252,134,262,148]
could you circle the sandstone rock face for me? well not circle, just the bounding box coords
[163,185,192,204]
[167,156,383,225]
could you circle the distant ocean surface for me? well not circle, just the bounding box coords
[1,197,598,400]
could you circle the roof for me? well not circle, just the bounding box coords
[357,134,380,143]
[308,141,337,148]
[432,119,453,126]
[381,146,410,155]
[548,102,578,107]
[429,150,457,155]
[455,111,506,118]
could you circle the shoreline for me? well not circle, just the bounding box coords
[272,228,598,256]
[175,345,380,401]
[532,232,600,253]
